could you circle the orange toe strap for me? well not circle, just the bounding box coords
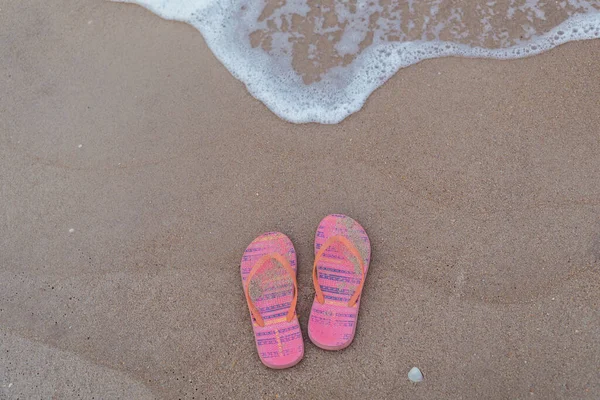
[312,235,365,307]
[245,253,298,328]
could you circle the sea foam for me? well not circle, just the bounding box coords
[116,0,600,124]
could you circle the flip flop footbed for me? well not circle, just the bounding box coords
[241,232,304,368]
[308,215,371,350]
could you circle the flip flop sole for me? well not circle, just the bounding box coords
[308,215,371,350]
[241,232,304,368]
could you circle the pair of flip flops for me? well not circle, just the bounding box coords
[240,214,371,369]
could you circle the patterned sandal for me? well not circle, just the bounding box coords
[241,232,304,368]
[308,215,371,350]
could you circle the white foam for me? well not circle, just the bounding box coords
[116,0,600,124]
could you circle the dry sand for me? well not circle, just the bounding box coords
[1,0,599,399]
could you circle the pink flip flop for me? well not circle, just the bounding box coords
[241,232,304,369]
[308,214,371,350]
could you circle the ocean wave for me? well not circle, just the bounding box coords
[116,0,600,123]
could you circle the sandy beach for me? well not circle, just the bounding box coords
[1,0,599,398]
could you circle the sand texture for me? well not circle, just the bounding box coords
[1,1,599,399]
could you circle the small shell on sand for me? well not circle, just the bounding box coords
[408,367,423,382]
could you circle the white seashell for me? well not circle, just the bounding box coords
[408,367,423,382]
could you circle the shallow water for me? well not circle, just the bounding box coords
[118,0,600,123]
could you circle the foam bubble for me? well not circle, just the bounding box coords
[116,0,600,124]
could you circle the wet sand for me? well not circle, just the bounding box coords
[1,0,599,399]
